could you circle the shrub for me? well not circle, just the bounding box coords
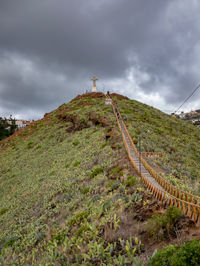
[101,143,107,149]
[125,176,137,187]
[106,180,120,191]
[27,141,34,149]
[0,208,8,216]
[119,185,125,193]
[72,161,80,167]
[146,206,182,240]
[90,167,103,178]
[75,224,90,237]
[148,240,200,266]
[81,187,90,194]
[131,193,142,203]
[72,210,89,225]
[110,167,121,175]
[165,206,183,225]
[102,199,113,212]
[0,236,19,249]
[73,141,80,146]
[50,170,56,176]
[51,233,65,245]
[133,138,138,145]
[36,145,41,149]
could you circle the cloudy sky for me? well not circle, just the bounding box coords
[0,0,200,120]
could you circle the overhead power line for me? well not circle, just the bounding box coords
[174,83,200,113]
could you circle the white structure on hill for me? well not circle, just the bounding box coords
[15,120,30,129]
[91,76,98,92]
[105,98,112,105]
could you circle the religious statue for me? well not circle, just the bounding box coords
[91,76,98,92]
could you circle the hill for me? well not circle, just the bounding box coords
[0,93,199,265]
[117,98,200,195]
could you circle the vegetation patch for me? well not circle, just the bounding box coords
[110,166,122,175]
[72,161,81,167]
[0,94,199,264]
[0,208,8,216]
[148,240,200,266]
[125,175,137,187]
[90,167,104,178]
[81,187,90,194]
[146,206,183,240]
[117,96,200,195]
[106,180,120,192]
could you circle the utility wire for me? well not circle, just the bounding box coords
[174,83,200,113]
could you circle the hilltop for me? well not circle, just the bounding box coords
[0,93,199,265]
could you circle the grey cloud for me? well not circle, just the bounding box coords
[0,0,200,118]
[0,0,170,77]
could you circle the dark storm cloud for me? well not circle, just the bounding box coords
[0,0,128,77]
[0,0,200,118]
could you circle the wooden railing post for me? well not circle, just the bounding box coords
[110,98,200,224]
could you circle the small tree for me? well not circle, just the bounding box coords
[0,116,17,140]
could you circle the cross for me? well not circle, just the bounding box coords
[91,76,98,92]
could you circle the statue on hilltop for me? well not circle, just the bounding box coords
[91,76,98,92]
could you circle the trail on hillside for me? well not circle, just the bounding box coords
[110,96,200,224]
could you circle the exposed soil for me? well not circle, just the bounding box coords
[70,92,129,102]
[57,112,90,132]
[88,113,109,127]
[110,93,129,100]
[102,189,199,262]
[70,92,105,102]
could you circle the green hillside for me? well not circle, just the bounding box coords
[0,93,199,265]
[117,98,200,195]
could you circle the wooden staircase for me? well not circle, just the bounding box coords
[109,96,200,224]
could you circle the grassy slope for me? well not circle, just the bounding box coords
[0,95,147,264]
[116,97,200,195]
[0,94,199,264]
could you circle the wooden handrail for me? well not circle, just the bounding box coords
[118,108,200,205]
[110,97,200,224]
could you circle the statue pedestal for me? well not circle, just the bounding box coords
[92,86,97,92]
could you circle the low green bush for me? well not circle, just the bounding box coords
[73,141,80,146]
[90,167,103,178]
[110,167,121,175]
[81,187,90,194]
[101,143,107,149]
[27,141,34,149]
[148,240,200,266]
[0,208,8,216]
[75,224,90,237]
[106,180,120,191]
[69,210,89,226]
[50,170,56,176]
[72,161,80,167]
[36,145,41,149]
[146,206,182,240]
[131,193,142,203]
[125,176,137,187]
[50,233,65,245]
[165,205,183,224]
